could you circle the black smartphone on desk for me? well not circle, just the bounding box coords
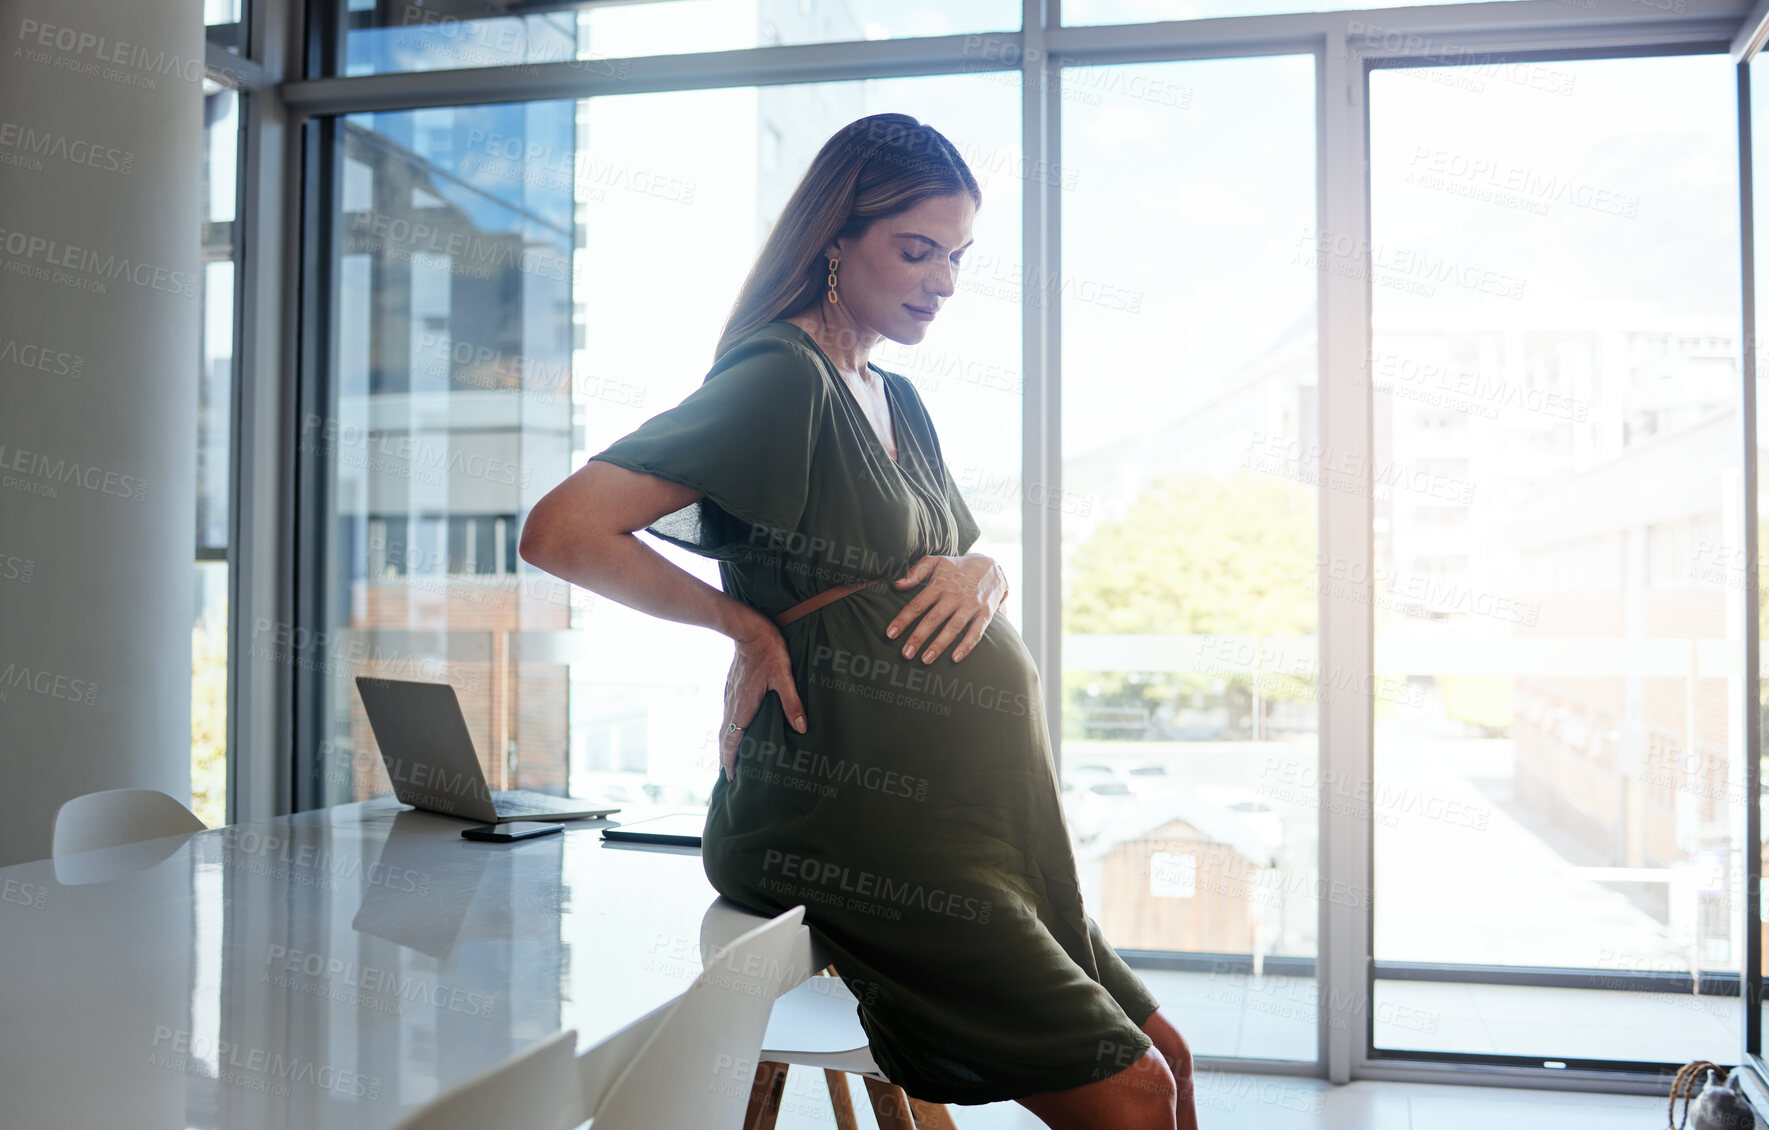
[461,822,564,842]
[600,813,704,848]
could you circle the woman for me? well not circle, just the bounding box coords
[519,113,1196,1130]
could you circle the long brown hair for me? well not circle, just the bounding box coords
[714,113,982,363]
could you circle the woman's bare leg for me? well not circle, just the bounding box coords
[1013,1046,1177,1130]
[1140,1007,1197,1130]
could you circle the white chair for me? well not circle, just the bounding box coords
[391,1028,584,1130]
[748,973,956,1130]
[592,903,810,1130]
[51,788,205,856]
[693,900,955,1130]
[393,905,810,1130]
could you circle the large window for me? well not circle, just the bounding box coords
[194,79,242,828]
[1755,47,1769,1056]
[1060,54,1320,1063]
[311,73,1021,812]
[278,0,1769,1090]
[1367,52,1743,1068]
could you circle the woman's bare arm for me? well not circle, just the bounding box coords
[520,458,811,769]
[517,460,770,644]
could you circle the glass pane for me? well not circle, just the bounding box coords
[193,559,229,827]
[317,97,577,805]
[199,84,239,552]
[315,78,1020,815]
[1066,0,1526,23]
[335,2,1019,77]
[1368,53,1742,1066]
[1753,51,1769,1053]
[206,0,244,52]
[199,260,235,551]
[1061,55,1319,1062]
[194,83,240,827]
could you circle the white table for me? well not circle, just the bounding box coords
[0,799,808,1130]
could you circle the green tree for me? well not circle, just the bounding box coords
[1064,470,1316,733]
[1067,470,1315,635]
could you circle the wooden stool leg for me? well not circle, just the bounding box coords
[861,1077,918,1130]
[743,1061,789,1130]
[906,1097,959,1130]
[824,1069,861,1130]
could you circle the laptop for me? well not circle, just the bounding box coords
[354,676,621,823]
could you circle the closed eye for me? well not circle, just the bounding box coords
[903,251,966,266]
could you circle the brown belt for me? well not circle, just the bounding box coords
[773,577,888,628]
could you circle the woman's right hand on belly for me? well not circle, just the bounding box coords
[721,619,809,781]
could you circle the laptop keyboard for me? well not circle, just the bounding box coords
[494,790,596,816]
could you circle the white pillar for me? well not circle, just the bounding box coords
[0,0,203,864]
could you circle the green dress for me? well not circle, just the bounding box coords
[587,319,1160,1105]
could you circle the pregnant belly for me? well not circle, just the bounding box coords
[783,582,1056,787]
[807,582,1037,703]
[704,582,1065,909]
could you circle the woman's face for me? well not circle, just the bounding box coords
[827,191,976,348]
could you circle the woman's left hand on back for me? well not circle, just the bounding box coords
[886,554,1008,664]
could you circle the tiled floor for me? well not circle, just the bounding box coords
[766,1072,1668,1128]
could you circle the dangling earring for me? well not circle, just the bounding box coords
[826,256,839,304]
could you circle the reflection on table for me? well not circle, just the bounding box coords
[0,799,786,1130]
